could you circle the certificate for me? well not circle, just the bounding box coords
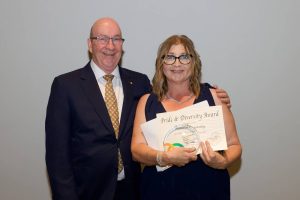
[157,105,227,154]
[163,123,200,152]
[141,101,209,151]
[141,101,227,171]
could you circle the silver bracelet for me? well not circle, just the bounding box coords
[156,151,166,166]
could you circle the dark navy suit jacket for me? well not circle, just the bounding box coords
[45,62,151,200]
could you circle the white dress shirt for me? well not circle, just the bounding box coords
[91,60,125,180]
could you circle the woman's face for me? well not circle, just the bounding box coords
[162,44,192,85]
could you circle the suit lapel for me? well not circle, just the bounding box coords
[79,63,114,133]
[119,68,136,137]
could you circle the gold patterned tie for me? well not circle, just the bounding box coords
[103,74,124,173]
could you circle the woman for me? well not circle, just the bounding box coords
[131,35,242,199]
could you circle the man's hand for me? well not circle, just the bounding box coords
[213,85,231,108]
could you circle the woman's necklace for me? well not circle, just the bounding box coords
[165,93,194,104]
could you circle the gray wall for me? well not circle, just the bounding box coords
[0,0,299,199]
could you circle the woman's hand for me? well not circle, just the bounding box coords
[164,147,197,167]
[199,141,227,169]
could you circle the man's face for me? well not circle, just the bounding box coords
[88,20,123,74]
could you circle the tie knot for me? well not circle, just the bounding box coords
[103,74,114,82]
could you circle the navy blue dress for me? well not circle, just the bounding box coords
[141,83,230,200]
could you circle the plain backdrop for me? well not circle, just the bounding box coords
[0,0,299,199]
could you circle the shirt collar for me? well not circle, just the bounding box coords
[90,60,121,81]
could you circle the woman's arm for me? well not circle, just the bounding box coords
[199,89,242,169]
[131,94,197,167]
[131,94,158,165]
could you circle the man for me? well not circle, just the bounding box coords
[45,17,231,200]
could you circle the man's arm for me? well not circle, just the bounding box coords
[45,78,79,200]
